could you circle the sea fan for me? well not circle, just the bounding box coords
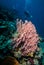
[12,20,39,56]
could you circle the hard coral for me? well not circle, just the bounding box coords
[2,56,19,65]
[12,20,39,56]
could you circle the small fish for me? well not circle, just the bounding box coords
[24,10,32,18]
[24,10,30,17]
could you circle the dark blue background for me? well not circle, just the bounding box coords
[0,0,44,37]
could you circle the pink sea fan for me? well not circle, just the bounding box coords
[12,20,39,56]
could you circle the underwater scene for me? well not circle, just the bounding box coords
[0,0,44,65]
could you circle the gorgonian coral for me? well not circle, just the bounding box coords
[12,20,39,56]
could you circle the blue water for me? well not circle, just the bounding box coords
[0,0,44,37]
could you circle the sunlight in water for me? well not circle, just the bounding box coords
[25,0,32,9]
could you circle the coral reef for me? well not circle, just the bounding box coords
[12,20,39,56]
[0,7,17,58]
[0,7,44,65]
[0,7,17,21]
